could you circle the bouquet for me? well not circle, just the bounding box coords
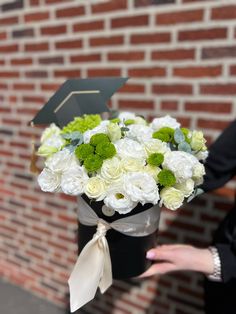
[36,111,208,311]
[37,112,207,211]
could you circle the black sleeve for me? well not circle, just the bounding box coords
[201,120,236,192]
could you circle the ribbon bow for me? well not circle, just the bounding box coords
[68,197,160,312]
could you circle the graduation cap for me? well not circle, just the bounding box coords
[31,77,128,128]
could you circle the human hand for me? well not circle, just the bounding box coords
[140,244,214,278]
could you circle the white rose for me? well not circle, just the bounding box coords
[38,168,61,192]
[123,172,160,205]
[121,157,145,172]
[143,165,161,182]
[190,130,207,151]
[160,187,185,210]
[107,122,122,143]
[100,157,123,182]
[126,124,153,143]
[83,121,109,143]
[163,151,199,183]
[115,138,147,160]
[134,116,147,125]
[151,115,180,131]
[61,166,88,195]
[174,178,194,197]
[84,176,107,201]
[194,150,209,161]
[40,123,61,143]
[144,139,170,155]
[192,163,206,185]
[45,149,74,173]
[104,183,137,214]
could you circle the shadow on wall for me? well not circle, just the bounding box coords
[64,192,234,314]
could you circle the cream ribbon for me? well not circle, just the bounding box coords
[68,197,160,312]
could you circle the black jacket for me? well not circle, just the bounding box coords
[200,120,236,314]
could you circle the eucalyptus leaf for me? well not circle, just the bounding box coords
[110,110,119,119]
[178,142,192,153]
[187,188,204,202]
[66,145,76,153]
[61,133,73,140]
[174,128,185,144]
[121,127,130,132]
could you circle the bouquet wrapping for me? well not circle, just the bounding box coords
[36,111,208,311]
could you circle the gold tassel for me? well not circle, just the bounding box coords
[30,122,40,174]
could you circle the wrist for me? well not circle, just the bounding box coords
[192,248,214,275]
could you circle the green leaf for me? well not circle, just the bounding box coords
[121,127,130,132]
[178,142,192,153]
[174,128,185,144]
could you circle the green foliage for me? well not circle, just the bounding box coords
[152,127,175,143]
[61,114,101,134]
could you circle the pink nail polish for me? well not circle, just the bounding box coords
[146,251,155,259]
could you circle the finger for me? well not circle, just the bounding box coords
[139,262,177,278]
[146,247,173,261]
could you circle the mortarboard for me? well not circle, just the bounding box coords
[31,77,128,127]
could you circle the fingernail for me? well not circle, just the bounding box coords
[146,251,155,259]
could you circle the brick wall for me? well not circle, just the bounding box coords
[0,0,236,313]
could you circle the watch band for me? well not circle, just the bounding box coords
[207,246,222,282]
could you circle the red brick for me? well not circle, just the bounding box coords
[0,32,7,40]
[0,16,18,25]
[156,9,203,25]
[87,68,121,77]
[173,65,222,78]
[90,35,124,47]
[11,58,32,65]
[179,28,227,41]
[55,39,83,50]
[54,69,81,78]
[130,32,171,44]
[13,83,35,90]
[40,83,60,91]
[0,44,18,53]
[38,56,64,65]
[56,6,85,18]
[24,42,49,52]
[92,0,127,13]
[111,15,149,28]
[30,0,40,5]
[152,48,195,60]
[70,53,101,63]
[229,65,236,75]
[108,51,145,61]
[73,20,104,32]
[119,83,145,94]
[45,0,71,3]
[17,108,38,116]
[152,84,192,95]
[161,101,178,111]
[41,25,67,36]
[128,66,166,77]
[202,46,236,59]
[197,119,230,130]
[200,84,236,95]
[24,12,50,23]
[25,70,48,78]
[185,102,232,113]
[0,71,19,78]
[212,5,236,20]
[119,99,154,109]
[23,96,45,103]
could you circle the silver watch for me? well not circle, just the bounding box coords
[207,246,222,282]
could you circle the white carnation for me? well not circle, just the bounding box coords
[115,138,147,160]
[192,163,206,185]
[38,168,61,192]
[194,150,209,161]
[123,172,160,205]
[104,183,137,214]
[163,151,199,183]
[118,111,136,122]
[126,124,153,143]
[61,166,88,195]
[40,123,61,143]
[120,157,145,172]
[151,115,180,131]
[45,149,74,173]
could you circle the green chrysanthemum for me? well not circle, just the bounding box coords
[110,118,120,124]
[75,144,94,161]
[181,127,191,144]
[124,119,135,126]
[152,127,175,143]
[147,153,164,167]
[158,169,176,187]
[61,114,101,134]
[84,154,103,172]
[95,142,116,159]
[90,133,110,146]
